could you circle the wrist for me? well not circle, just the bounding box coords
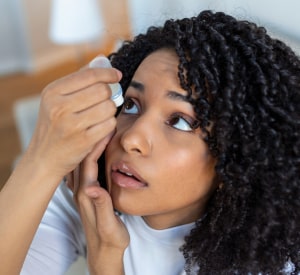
[20,149,64,183]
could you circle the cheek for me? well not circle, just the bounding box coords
[161,147,216,191]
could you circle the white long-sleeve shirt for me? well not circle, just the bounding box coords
[21,183,195,275]
[21,183,296,275]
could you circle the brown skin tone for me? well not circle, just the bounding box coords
[0,49,217,275]
[0,64,122,275]
[69,49,217,273]
[105,49,217,229]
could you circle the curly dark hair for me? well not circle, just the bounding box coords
[106,10,300,274]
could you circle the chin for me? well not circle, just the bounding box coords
[111,195,144,216]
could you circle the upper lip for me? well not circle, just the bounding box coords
[111,161,147,185]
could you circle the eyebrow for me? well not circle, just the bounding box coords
[129,80,189,102]
[129,80,144,92]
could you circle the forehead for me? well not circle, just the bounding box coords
[131,49,192,100]
[134,49,180,78]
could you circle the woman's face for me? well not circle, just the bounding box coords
[105,49,217,229]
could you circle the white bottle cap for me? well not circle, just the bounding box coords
[89,56,124,107]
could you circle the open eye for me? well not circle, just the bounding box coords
[166,114,198,132]
[122,98,139,114]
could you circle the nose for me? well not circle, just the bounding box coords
[120,116,152,156]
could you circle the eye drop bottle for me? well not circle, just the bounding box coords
[89,56,124,107]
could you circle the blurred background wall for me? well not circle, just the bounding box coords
[129,0,300,42]
[0,0,131,75]
[0,0,300,188]
[1,0,300,76]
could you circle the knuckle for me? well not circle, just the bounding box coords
[93,195,107,207]
[58,123,72,138]
[41,87,68,123]
[48,104,65,121]
[69,119,86,136]
[41,79,61,98]
[106,117,117,130]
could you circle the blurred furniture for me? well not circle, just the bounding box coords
[13,95,40,152]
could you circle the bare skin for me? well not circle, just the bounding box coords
[71,140,129,275]
[0,49,217,275]
[0,63,121,275]
[106,49,217,229]
[70,49,217,273]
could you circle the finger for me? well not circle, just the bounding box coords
[87,130,115,162]
[76,181,100,232]
[38,90,116,148]
[65,172,74,191]
[77,190,98,235]
[73,164,81,196]
[79,54,107,71]
[86,116,117,142]
[79,54,106,71]
[64,82,112,113]
[81,131,115,185]
[74,131,113,216]
[84,186,129,250]
[54,100,116,147]
[47,68,122,96]
[73,165,98,227]
[75,97,116,126]
[85,186,119,232]
[85,186,114,213]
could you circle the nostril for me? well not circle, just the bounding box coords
[132,148,142,154]
[122,138,149,156]
[120,123,152,156]
[123,142,143,155]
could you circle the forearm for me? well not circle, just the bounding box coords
[88,247,125,275]
[0,63,120,275]
[0,153,63,274]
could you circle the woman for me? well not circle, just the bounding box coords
[1,10,299,275]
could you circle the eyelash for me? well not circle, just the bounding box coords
[121,97,200,132]
[122,97,139,114]
[166,113,200,132]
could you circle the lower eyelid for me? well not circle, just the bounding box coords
[165,117,192,132]
[122,97,139,114]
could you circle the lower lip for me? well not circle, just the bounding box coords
[111,171,147,189]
